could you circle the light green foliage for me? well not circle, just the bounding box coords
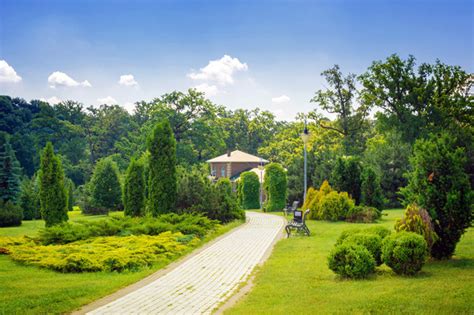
[382,231,428,275]
[123,158,145,217]
[3,232,198,273]
[360,166,384,209]
[239,171,260,209]
[318,191,355,221]
[0,200,22,227]
[263,163,287,211]
[336,226,391,245]
[401,133,472,259]
[305,180,334,219]
[19,175,41,220]
[327,242,375,278]
[39,142,68,227]
[345,233,383,265]
[395,204,438,250]
[147,120,177,216]
[0,133,21,203]
[89,158,122,211]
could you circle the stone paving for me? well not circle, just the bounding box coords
[88,211,285,315]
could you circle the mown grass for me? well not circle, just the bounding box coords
[226,209,474,314]
[0,211,243,314]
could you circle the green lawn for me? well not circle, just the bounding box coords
[226,210,474,314]
[0,211,242,314]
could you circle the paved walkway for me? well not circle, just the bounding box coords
[87,212,285,315]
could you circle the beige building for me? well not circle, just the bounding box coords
[207,150,268,181]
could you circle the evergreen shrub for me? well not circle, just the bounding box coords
[382,231,428,275]
[0,200,22,227]
[328,242,375,278]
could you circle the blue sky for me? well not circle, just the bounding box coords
[0,0,473,120]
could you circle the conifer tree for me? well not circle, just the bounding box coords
[39,142,68,227]
[90,158,122,211]
[0,133,21,203]
[123,158,145,217]
[19,175,41,220]
[147,120,177,216]
[360,166,385,209]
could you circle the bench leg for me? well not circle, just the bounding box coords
[285,225,291,238]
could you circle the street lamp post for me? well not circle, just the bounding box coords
[300,120,310,203]
[258,157,264,210]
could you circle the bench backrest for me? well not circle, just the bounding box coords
[293,210,303,223]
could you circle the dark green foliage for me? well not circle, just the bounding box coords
[213,178,244,223]
[360,166,384,209]
[401,133,473,259]
[176,166,214,214]
[0,199,22,227]
[89,158,122,212]
[382,232,428,275]
[0,133,21,203]
[123,158,145,217]
[263,163,287,211]
[239,171,260,209]
[65,178,75,211]
[345,206,381,223]
[328,242,375,278]
[19,175,41,220]
[39,142,68,227]
[395,204,438,250]
[331,156,361,204]
[38,213,218,245]
[147,120,177,216]
[345,233,383,265]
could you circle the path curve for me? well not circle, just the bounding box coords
[87,211,285,315]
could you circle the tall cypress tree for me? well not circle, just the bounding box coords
[123,158,145,217]
[39,142,68,227]
[0,133,21,203]
[90,158,122,211]
[147,120,177,216]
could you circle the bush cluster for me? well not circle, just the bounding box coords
[0,200,22,227]
[395,204,438,250]
[38,213,218,245]
[382,231,428,275]
[5,232,198,273]
[346,206,382,223]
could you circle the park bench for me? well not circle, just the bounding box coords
[283,201,299,216]
[285,209,310,237]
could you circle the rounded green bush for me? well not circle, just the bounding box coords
[345,233,383,265]
[328,242,375,278]
[382,231,428,275]
[364,226,391,240]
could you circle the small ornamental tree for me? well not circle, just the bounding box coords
[123,158,145,217]
[19,175,41,220]
[360,166,384,209]
[239,171,260,209]
[401,133,473,259]
[263,163,287,212]
[147,120,177,216]
[90,158,122,211]
[39,142,68,227]
[0,133,21,203]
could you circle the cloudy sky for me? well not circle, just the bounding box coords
[0,0,473,120]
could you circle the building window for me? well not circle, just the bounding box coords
[211,166,216,177]
[221,166,226,177]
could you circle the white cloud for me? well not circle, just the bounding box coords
[194,83,218,97]
[48,71,91,88]
[271,95,290,103]
[187,55,248,85]
[119,74,138,87]
[0,60,22,83]
[40,96,62,105]
[123,102,136,113]
[97,96,118,105]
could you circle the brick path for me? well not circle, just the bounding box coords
[88,212,285,315]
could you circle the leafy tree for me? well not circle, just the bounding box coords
[263,163,287,211]
[123,158,145,217]
[147,120,177,215]
[401,133,473,259]
[0,133,21,203]
[360,166,384,209]
[239,171,260,209]
[39,142,68,227]
[176,166,213,214]
[331,156,362,204]
[310,65,369,155]
[90,158,122,211]
[213,178,244,222]
[19,175,41,220]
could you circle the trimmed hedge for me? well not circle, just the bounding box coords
[336,226,391,246]
[382,231,428,275]
[239,171,260,209]
[345,233,383,265]
[263,163,287,211]
[328,242,375,278]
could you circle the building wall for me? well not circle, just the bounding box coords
[210,162,262,179]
